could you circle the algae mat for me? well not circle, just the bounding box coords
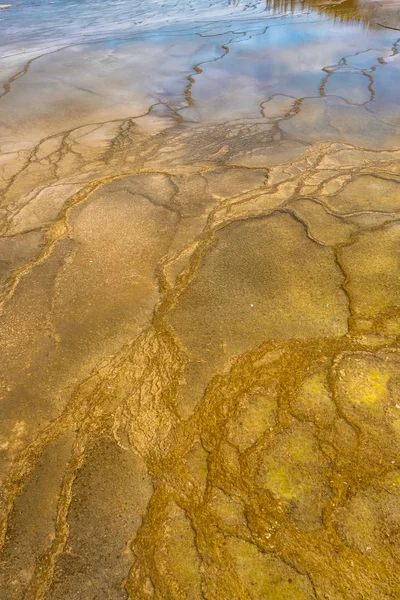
[1,0,400,598]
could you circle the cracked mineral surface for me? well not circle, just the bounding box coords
[1,0,400,598]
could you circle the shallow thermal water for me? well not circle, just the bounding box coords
[1,0,400,598]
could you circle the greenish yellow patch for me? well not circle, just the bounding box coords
[227,538,315,599]
[383,471,400,487]
[292,371,336,427]
[227,391,277,452]
[334,494,378,555]
[257,426,331,530]
[285,431,318,464]
[263,465,298,500]
[347,367,391,407]
[391,418,400,436]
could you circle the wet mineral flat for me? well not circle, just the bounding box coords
[1,0,400,598]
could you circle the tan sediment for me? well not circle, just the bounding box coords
[1,2,400,598]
